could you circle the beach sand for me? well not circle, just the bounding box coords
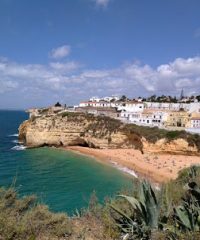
[64,146,200,184]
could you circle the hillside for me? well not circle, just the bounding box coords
[1,166,200,240]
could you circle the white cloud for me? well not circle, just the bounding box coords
[0,79,18,93]
[1,56,200,108]
[49,61,80,72]
[95,0,111,7]
[50,45,71,59]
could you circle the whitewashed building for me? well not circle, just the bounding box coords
[144,102,190,111]
[79,101,111,108]
[103,96,120,102]
[79,101,90,107]
[119,101,144,112]
[120,110,168,127]
[89,97,101,102]
[191,117,200,128]
[89,95,120,103]
[120,111,141,123]
[188,102,200,113]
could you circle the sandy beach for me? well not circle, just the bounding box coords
[64,146,200,184]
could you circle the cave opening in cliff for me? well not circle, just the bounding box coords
[77,141,90,147]
[74,138,93,148]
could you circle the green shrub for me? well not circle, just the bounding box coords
[0,187,72,239]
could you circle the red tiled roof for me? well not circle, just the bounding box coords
[191,117,200,120]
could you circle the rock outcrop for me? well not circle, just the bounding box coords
[19,112,200,155]
[19,113,137,149]
[142,138,199,155]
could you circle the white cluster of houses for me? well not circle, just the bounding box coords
[79,96,122,108]
[78,96,200,130]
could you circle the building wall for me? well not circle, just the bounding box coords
[188,102,200,113]
[144,102,190,111]
[191,119,200,128]
[165,111,190,128]
[121,102,144,112]
[120,111,168,127]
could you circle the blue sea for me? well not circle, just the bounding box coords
[0,110,133,214]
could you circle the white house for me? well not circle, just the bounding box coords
[119,101,144,112]
[89,95,120,103]
[79,101,111,108]
[120,110,168,127]
[89,96,101,102]
[150,111,169,126]
[79,101,90,107]
[102,95,120,102]
[144,102,190,111]
[110,100,123,108]
[190,117,200,128]
[120,111,141,123]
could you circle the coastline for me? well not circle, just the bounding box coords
[61,146,200,184]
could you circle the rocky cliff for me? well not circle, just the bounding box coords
[19,112,136,149]
[19,112,200,155]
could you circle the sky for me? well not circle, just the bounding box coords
[0,0,200,109]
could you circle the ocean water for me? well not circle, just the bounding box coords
[0,110,133,214]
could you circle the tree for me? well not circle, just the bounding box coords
[54,102,62,107]
[196,95,200,102]
[120,95,127,102]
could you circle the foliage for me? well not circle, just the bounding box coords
[60,111,82,118]
[73,191,120,240]
[1,166,200,239]
[124,124,168,143]
[55,102,62,107]
[162,166,200,206]
[85,115,122,138]
[110,181,162,239]
[173,166,200,232]
[0,187,71,240]
[123,123,200,151]
[38,108,49,115]
[110,166,200,240]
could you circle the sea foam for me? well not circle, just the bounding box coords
[11,145,26,151]
[110,161,138,178]
[8,133,19,137]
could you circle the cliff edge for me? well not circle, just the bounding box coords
[19,111,200,155]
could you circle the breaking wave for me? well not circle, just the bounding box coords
[110,161,138,178]
[11,145,26,151]
[8,133,19,137]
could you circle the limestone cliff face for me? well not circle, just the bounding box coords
[18,113,135,149]
[18,112,200,155]
[142,138,199,155]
